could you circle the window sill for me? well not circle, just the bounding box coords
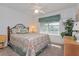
[48,34,60,36]
[40,32,60,36]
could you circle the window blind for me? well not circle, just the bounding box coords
[39,14,60,23]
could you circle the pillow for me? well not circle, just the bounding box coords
[11,28,18,34]
[16,28,29,34]
[11,24,29,34]
[12,28,29,34]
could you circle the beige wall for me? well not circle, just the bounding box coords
[0,6,32,35]
[34,7,77,44]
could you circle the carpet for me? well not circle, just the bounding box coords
[0,44,64,56]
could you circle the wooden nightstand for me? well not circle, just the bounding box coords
[0,35,7,48]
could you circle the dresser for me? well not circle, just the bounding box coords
[64,36,79,56]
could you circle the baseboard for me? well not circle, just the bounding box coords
[50,42,64,46]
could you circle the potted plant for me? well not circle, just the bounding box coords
[61,18,74,38]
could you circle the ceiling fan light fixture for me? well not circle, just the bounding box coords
[34,9,39,14]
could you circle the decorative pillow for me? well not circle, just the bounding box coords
[16,28,29,34]
[11,28,18,34]
[11,24,29,34]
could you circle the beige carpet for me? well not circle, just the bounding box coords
[0,47,19,56]
[0,44,64,56]
[39,44,64,56]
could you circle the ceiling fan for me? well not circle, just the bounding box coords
[32,4,45,14]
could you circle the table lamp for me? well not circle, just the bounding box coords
[73,22,79,42]
[29,23,37,33]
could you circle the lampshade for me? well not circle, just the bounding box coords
[73,22,79,42]
[73,22,79,31]
[29,23,37,32]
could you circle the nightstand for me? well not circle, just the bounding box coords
[0,35,7,48]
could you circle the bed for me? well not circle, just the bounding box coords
[7,24,50,56]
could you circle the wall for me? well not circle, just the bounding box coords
[0,6,32,35]
[34,7,77,44]
[75,4,79,21]
[0,5,77,44]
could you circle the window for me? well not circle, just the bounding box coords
[39,14,60,35]
[40,23,49,34]
[48,22,59,35]
[40,22,59,35]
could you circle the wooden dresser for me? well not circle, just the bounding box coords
[64,36,79,56]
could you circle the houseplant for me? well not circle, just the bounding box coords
[61,18,74,38]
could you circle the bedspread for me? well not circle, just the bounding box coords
[10,33,50,56]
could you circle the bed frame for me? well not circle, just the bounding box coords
[7,24,28,45]
[7,24,29,56]
[7,26,10,44]
[7,24,48,56]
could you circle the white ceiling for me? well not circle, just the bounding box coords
[0,3,77,16]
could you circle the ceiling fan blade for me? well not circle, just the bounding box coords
[40,10,45,14]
